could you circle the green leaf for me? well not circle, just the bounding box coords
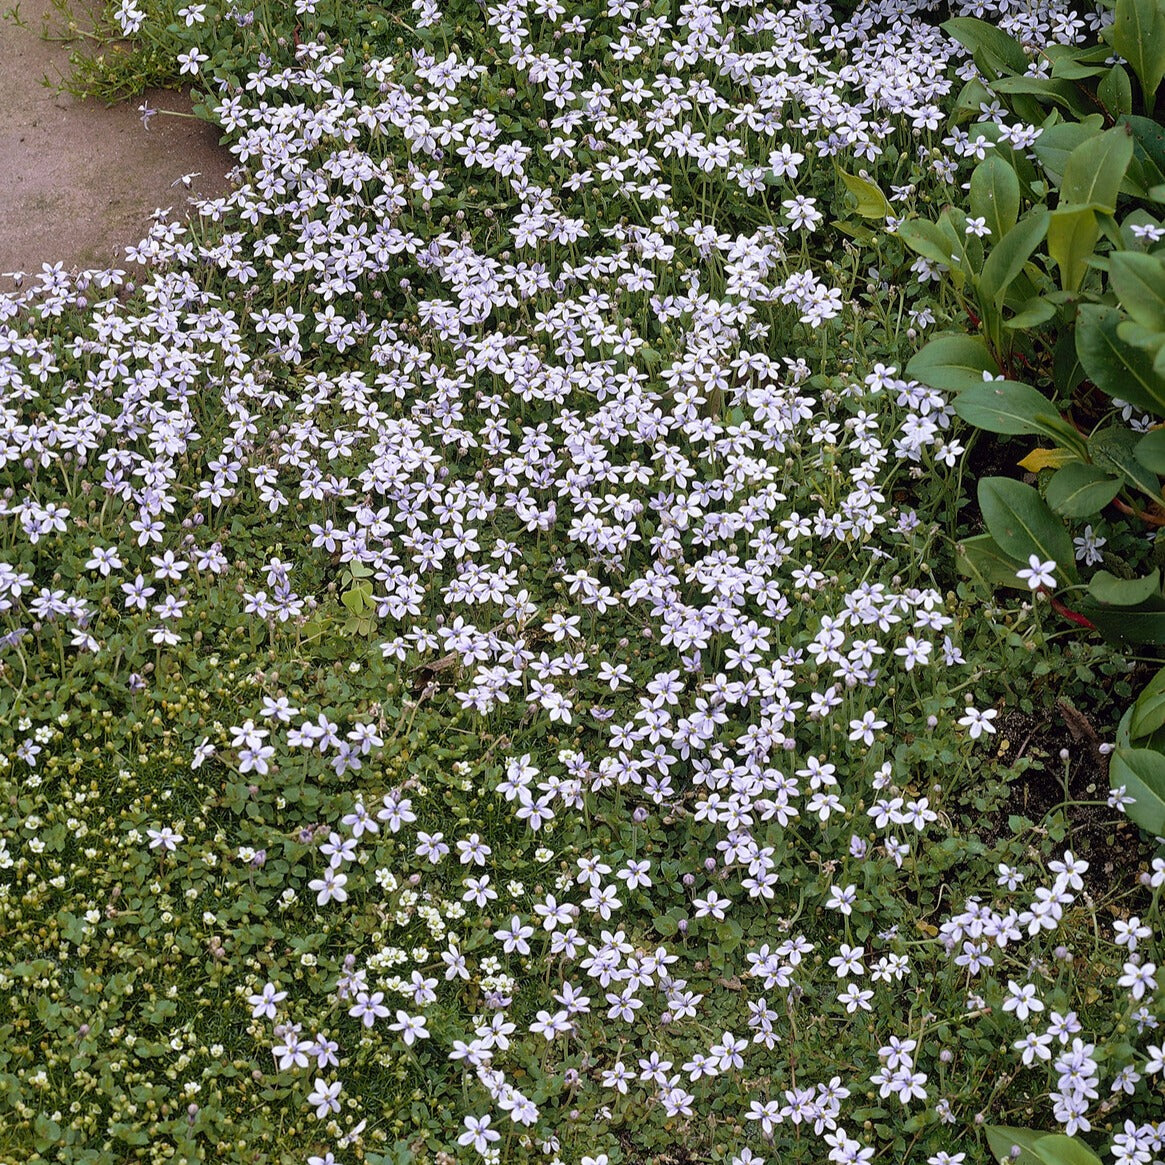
[1135,426,1165,472]
[1048,42,1116,77]
[953,382,1084,451]
[1032,1133,1105,1165]
[906,333,999,392]
[1110,747,1165,834]
[1047,203,1100,293]
[1124,114,1165,192]
[715,918,744,954]
[956,533,1029,591]
[837,168,892,219]
[991,74,1094,116]
[970,154,1021,242]
[653,913,678,937]
[1130,664,1165,738]
[1045,462,1123,516]
[341,582,372,614]
[897,215,963,272]
[830,218,877,245]
[34,1115,63,1152]
[1054,327,1087,395]
[955,77,997,118]
[1088,567,1161,605]
[980,208,1050,307]
[1033,117,1106,187]
[1060,125,1136,212]
[1117,319,1165,353]
[941,206,985,278]
[1004,297,1057,330]
[1077,303,1165,414]
[1109,251,1165,330]
[1099,63,1135,119]
[943,17,1029,78]
[1082,599,1165,643]
[366,1142,416,1165]
[1112,0,1165,105]
[985,1126,1049,1165]
[977,476,1076,578]
[1090,424,1165,501]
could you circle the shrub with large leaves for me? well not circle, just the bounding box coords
[903,10,1165,833]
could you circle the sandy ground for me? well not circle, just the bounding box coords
[0,0,235,281]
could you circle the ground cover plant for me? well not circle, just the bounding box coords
[1,0,1164,1163]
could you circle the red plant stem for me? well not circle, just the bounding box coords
[1112,497,1165,527]
[1049,594,1097,631]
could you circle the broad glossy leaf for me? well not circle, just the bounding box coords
[1112,0,1165,104]
[1060,126,1136,212]
[1091,424,1165,501]
[1084,604,1165,644]
[942,206,984,277]
[1032,116,1106,187]
[980,208,1050,307]
[1135,427,1165,472]
[1033,1133,1105,1165]
[1098,63,1134,119]
[970,154,1021,242]
[977,476,1076,577]
[1048,42,1117,77]
[1109,251,1165,330]
[1004,297,1058,329]
[942,17,1029,77]
[956,533,1029,590]
[1054,327,1086,395]
[985,1126,1047,1165]
[1116,319,1165,352]
[897,217,961,271]
[1045,462,1124,516]
[1124,114,1165,192]
[1047,203,1100,293]
[955,77,996,118]
[1110,747,1165,834]
[1117,703,1136,749]
[1077,303,1165,414]
[991,74,1093,115]
[1130,663,1165,738]
[1088,567,1161,605]
[906,333,999,392]
[953,381,1077,446]
[830,219,876,245]
[837,168,892,219]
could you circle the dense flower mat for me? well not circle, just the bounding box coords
[0,0,1162,1162]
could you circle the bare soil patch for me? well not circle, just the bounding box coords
[0,0,234,280]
